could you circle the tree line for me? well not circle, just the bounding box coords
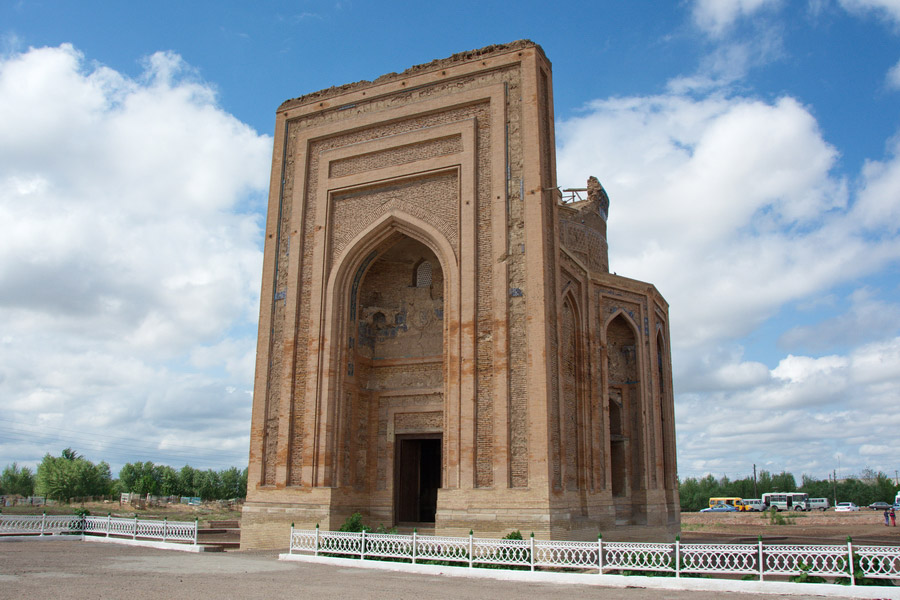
[679,469,900,512]
[0,448,247,503]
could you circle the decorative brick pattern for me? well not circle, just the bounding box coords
[369,362,442,390]
[331,172,460,261]
[561,298,579,491]
[395,411,443,432]
[559,220,609,273]
[329,135,463,178]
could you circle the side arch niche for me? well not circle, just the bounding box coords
[656,329,676,513]
[559,294,585,494]
[604,312,644,509]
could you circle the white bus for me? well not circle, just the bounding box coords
[762,492,809,511]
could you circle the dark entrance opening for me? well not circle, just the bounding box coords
[395,435,441,524]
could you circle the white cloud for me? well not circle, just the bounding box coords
[779,288,900,351]
[840,0,900,24]
[672,337,900,478]
[888,58,900,89]
[854,135,900,232]
[557,80,900,479]
[557,92,868,351]
[692,0,782,36]
[0,44,271,470]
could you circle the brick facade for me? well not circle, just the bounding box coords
[242,41,679,549]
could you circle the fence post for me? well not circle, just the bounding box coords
[598,534,603,575]
[758,536,764,581]
[675,535,681,578]
[41,512,46,536]
[193,518,198,546]
[361,529,366,560]
[315,523,320,557]
[468,530,474,568]
[163,517,168,542]
[107,513,111,538]
[847,536,855,586]
[530,532,535,572]
[133,515,138,540]
[412,528,417,564]
[289,523,294,555]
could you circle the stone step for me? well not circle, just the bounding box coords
[207,520,240,529]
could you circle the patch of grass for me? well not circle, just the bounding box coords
[1,501,242,526]
[767,507,796,525]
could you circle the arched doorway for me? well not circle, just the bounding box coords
[345,235,445,525]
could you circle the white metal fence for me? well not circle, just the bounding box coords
[0,514,198,544]
[289,526,900,586]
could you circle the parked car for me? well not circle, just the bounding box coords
[808,497,829,511]
[742,498,766,512]
[701,504,739,513]
[835,502,860,512]
[868,501,892,511]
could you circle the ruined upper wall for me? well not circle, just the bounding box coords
[557,177,611,275]
[279,40,547,111]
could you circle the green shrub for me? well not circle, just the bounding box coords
[767,507,795,525]
[789,561,826,583]
[835,551,896,587]
[338,512,370,533]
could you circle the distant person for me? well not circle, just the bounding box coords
[884,509,890,526]
[891,507,896,527]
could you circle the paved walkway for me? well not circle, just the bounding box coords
[0,539,887,599]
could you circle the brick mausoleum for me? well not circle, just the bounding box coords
[241,40,679,550]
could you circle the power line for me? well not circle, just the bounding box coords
[0,422,247,469]
[0,417,244,455]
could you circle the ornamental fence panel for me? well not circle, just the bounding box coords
[533,539,598,569]
[0,514,81,535]
[471,537,531,567]
[0,514,197,544]
[602,541,673,573]
[763,544,850,578]
[288,526,900,586]
[679,543,758,576]
[413,534,470,564]
[362,532,413,560]
[856,545,900,580]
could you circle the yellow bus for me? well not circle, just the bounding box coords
[708,497,752,511]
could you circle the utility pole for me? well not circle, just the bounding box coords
[832,469,838,506]
[753,464,758,498]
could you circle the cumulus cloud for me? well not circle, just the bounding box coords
[674,338,900,477]
[692,0,782,36]
[0,44,271,470]
[556,92,871,351]
[556,78,900,479]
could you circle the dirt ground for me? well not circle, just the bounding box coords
[1,500,242,526]
[680,510,900,546]
[0,540,875,600]
[8,502,900,546]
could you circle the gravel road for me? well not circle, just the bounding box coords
[0,539,875,600]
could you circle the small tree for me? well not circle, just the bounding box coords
[35,449,112,501]
[0,462,35,497]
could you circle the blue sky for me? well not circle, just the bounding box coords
[2,0,899,483]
